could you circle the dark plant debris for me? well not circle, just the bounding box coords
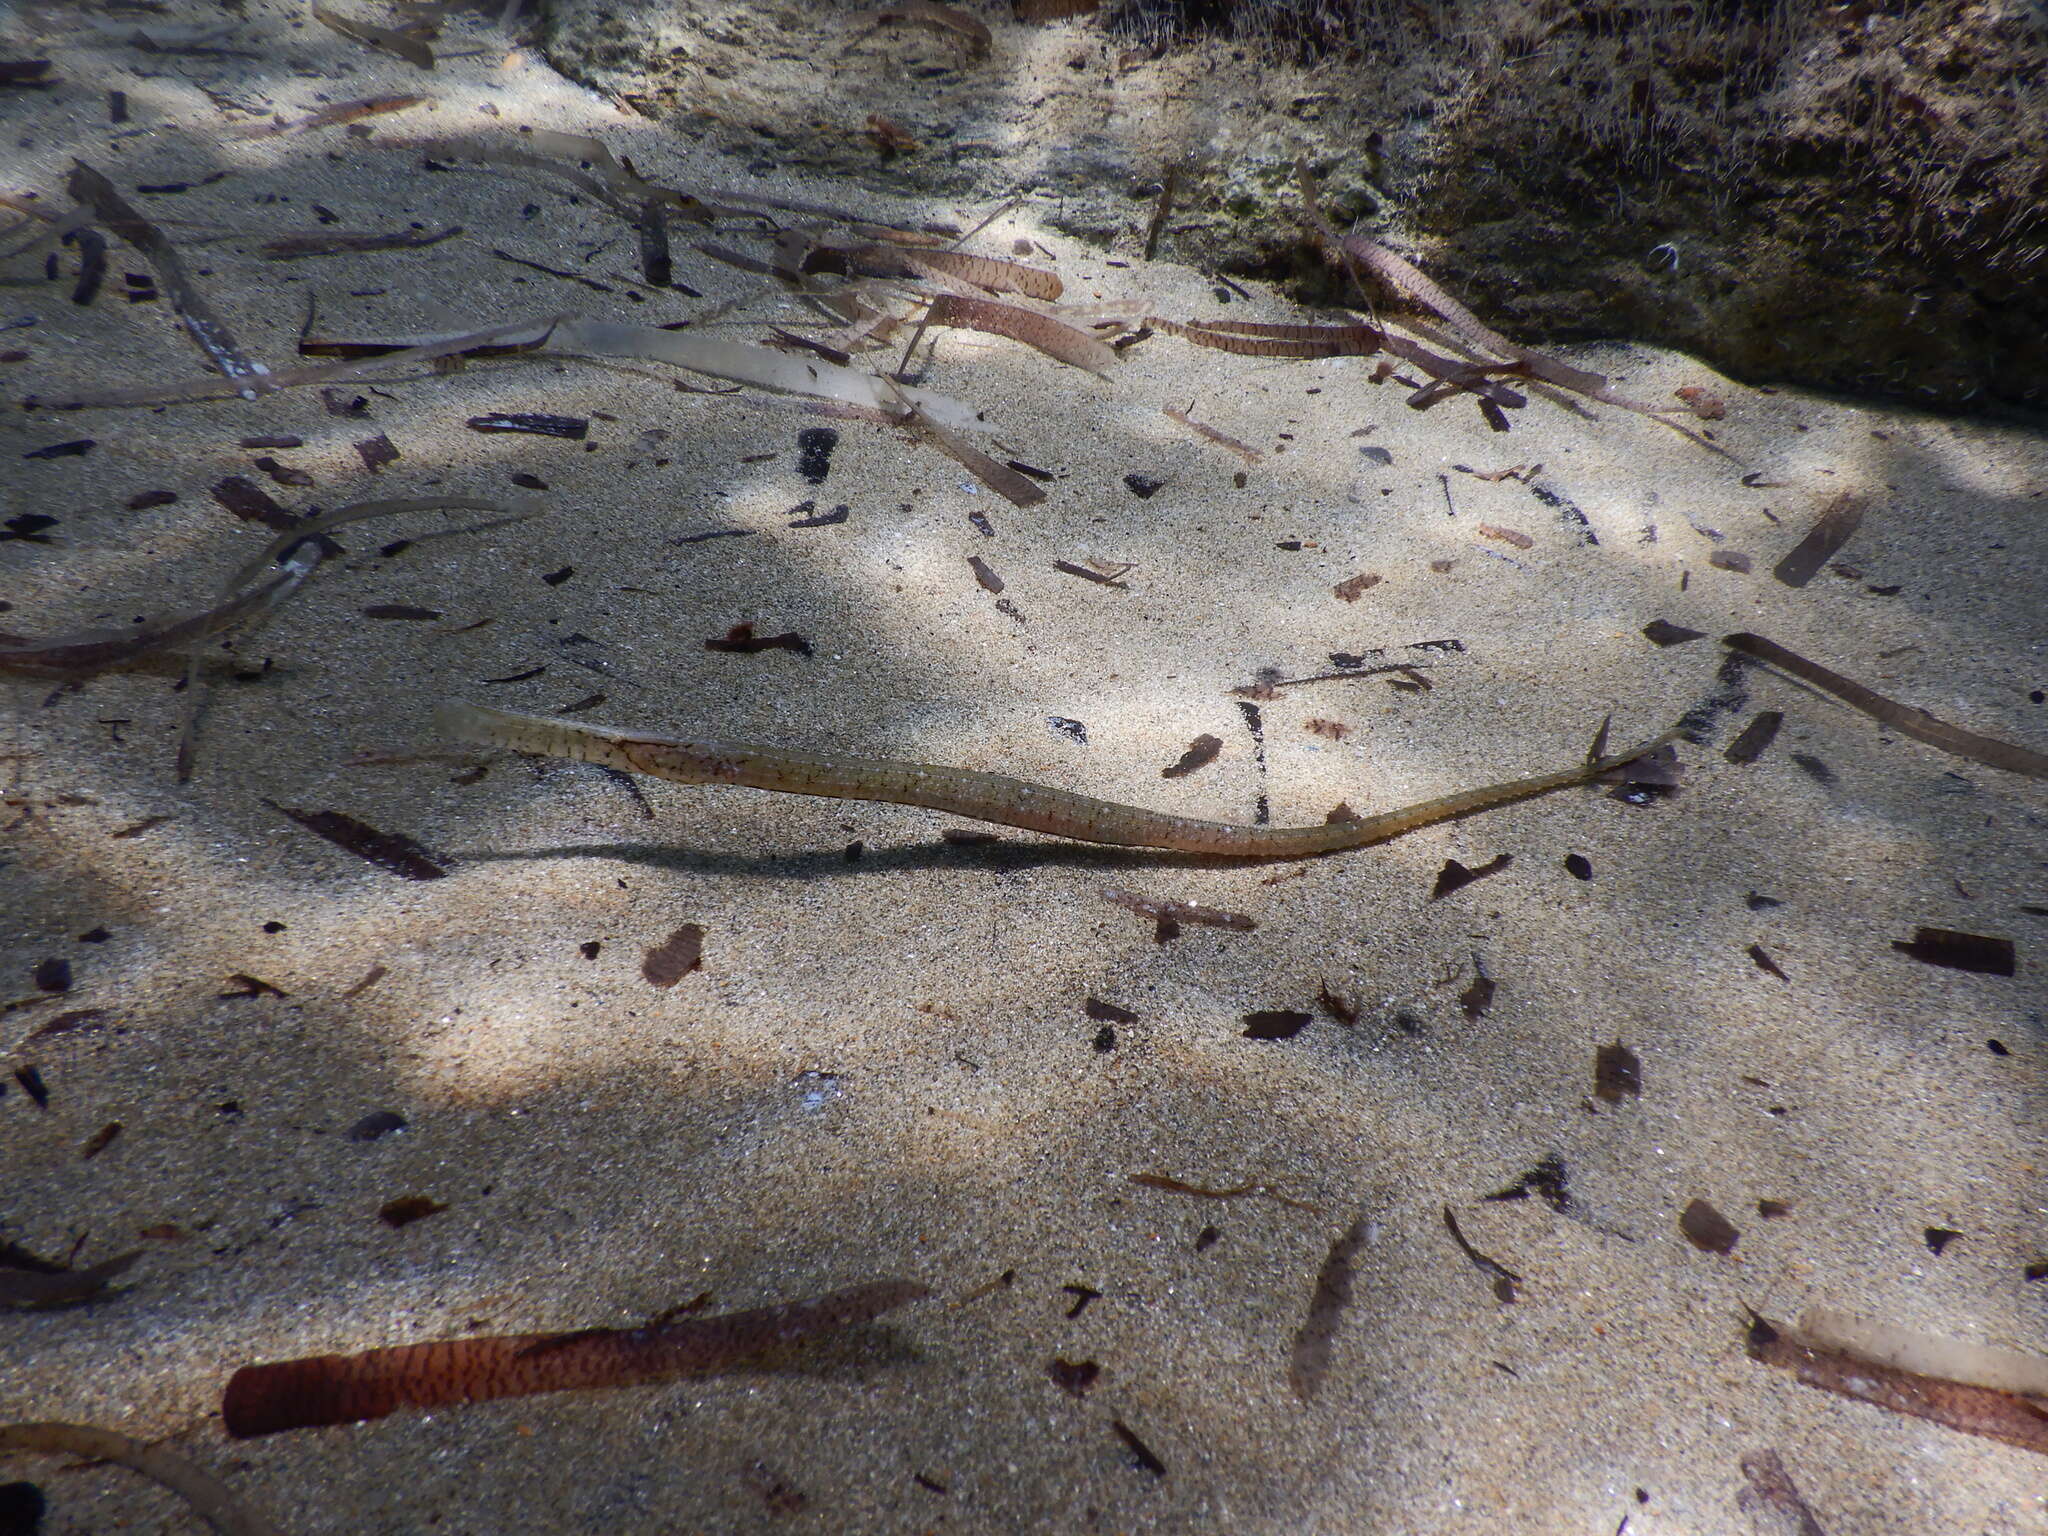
[1046,1359,1099,1398]
[467,412,588,439]
[1724,710,1784,765]
[1442,1207,1519,1302]
[1242,1009,1311,1041]
[1726,633,2048,780]
[1161,733,1222,778]
[1484,1154,1571,1214]
[1459,954,1496,1020]
[1109,1419,1166,1478]
[1680,1199,1740,1255]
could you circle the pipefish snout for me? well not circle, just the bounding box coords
[435,700,1679,860]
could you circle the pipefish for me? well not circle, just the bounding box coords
[436,700,1678,860]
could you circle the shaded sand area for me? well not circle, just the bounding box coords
[3,4,2046,1530]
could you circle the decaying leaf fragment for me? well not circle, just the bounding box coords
[1147,316,1380,359]
[1798,1307,2048,1397]
[1160,733,1221,779]
[1892,926,2015,976]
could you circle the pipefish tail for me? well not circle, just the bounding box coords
[435,700,1680,860]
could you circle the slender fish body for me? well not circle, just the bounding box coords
[436,700,1675,860]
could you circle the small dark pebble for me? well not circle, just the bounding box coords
[31,957,70,993]
[1757,1199,1792,1219]
[22,438,94,460]
[580,940,602,960]
[1122,473,1163,499]
[1924,1226,1962,1256]
[1987,1039,2009,1056]
[1563,852,1592,881]
[1193,1225,1220,1251]
[125,489,178,510]
[1091,1026,1115,1052]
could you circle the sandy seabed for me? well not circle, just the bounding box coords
[2,4,2046,1531]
